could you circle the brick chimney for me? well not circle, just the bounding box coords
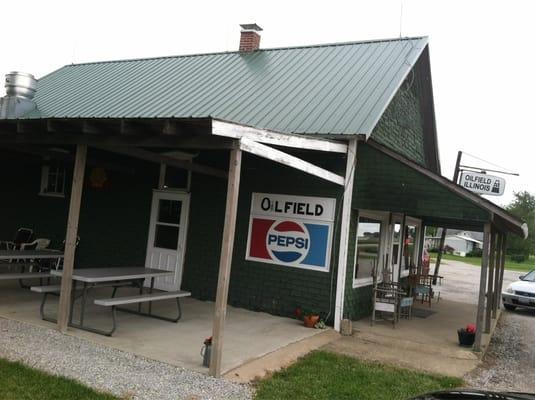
[239,23,263,52]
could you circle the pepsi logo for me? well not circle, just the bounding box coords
[266,221,310,263]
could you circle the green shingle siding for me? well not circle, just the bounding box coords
[354,144,489,222]
[182,151,346,322]
[370,77,426,166]
[0,150,157,268]
[0,141,493,325]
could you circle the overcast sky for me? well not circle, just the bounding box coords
[2,0,533,207]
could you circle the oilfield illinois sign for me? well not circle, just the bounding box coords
[459,171,506,196]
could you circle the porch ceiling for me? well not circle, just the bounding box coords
[0,117,237,148]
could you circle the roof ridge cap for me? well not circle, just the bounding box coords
[59,36,428,68]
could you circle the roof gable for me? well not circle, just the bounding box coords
[27,37,428,136]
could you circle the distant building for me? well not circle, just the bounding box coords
[427,230,483,256]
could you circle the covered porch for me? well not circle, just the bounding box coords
[343,139,527,353]
[0,116,352,377]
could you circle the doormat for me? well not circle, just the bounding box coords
[412,308,436,319]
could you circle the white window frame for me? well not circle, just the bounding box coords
[352,210,389,288]
[400,216,423,278]
[39,163,66,198]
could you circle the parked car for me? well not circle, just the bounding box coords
[502,269,535,311]
[411,389,535,399]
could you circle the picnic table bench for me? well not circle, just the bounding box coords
[32,267,191,336]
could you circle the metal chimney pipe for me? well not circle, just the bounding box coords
[5,72,37,99]
[0,71,38,119]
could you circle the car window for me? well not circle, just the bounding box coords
[522,270,535,282]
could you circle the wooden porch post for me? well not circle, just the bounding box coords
[496,234,507,310]
[474,222,491,351]
[334,139,358,332]
[492,233,503,318]
[210,148,242,378]
[57,144,87,332]
[485,229,496,333]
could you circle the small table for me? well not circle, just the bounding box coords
[0,249,64,267]
[49,267,173,335]
[0,249,64,286]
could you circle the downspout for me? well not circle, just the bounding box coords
[334,138,358,331]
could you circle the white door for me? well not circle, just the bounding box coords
[145,190,190,291]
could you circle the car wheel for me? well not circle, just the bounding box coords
[503,304,516,311]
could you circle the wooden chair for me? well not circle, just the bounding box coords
[372,278,406,328]
[410,273,443,307]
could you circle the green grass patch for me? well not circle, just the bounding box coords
[0,358,117,400]
[254,351,463,400]
[430,252,535,273]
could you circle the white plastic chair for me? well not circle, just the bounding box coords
[20,238,51,250]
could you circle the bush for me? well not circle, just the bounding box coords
[444,245,455,254]
[467,248,483,257]
[510,254,527,263]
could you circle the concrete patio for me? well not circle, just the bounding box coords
[325,299,492,378]
[324,260,516,378]
[0,280,326,375]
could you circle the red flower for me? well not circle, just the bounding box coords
[294,307,303,319]
[466,324,476,334]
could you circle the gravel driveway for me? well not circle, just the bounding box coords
[438,259,535,392]
[435,259,522,305]
[466,308,535,392]
[0,318,252,400]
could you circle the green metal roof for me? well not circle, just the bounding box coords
[27,37,428,136]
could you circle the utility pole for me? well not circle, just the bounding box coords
[433,151,462,284]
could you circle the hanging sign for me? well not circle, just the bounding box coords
[459,171,506,196]
[246,193,336,272]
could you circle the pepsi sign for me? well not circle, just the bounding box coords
[246,193,335,272]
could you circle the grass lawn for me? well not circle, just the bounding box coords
[430,252,535,273]
[0,358,117,400]
[254,351,463,400]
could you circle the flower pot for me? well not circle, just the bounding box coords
[457,329,475,346]
[303,315,320,328]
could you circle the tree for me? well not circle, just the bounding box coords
[506,191,535,259]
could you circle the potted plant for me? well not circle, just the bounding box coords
[457,323,476,346]
[302,308,320,328]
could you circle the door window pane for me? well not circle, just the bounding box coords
[392,223,401,266]
[154,224,179,249]
[403,224,419,272]
[355,217,382,280]
[158,200,182,224]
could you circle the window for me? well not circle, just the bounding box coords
[159,163,190,191]
[40,163,66,197]
[391,222,401,267]
[353,211,387,287]
[153,199,182,250]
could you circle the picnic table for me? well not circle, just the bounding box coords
[0,249,64,286]
[34,267,190,336]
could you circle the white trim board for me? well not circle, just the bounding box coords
[212,119,348,153]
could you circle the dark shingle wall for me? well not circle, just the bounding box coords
[370,77,426,166]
